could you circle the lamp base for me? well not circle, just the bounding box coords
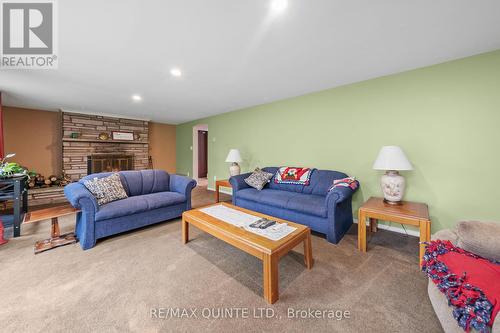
[229,163,240,177]
[383,198,403,206]
[380,170,406,203]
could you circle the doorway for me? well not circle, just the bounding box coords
[197,130,208,178]
[192,124,208,186]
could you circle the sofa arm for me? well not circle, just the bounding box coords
[170,174,197,197]
[64,182,98,212]
[229,172,252,192]
[431,229,458,245]
[323,184,359,244]
[325,185,358,207]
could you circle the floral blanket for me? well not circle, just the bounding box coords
[422,240,500,332]
[274,167,313,185]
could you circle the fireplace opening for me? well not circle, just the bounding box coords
[87,154,134,175]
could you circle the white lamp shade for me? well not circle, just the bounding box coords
[225,149,242,163]
[373,146,413,171]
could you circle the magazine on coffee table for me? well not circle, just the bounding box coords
[199,205,296,241]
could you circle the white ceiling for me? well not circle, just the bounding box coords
[1,0,500,124]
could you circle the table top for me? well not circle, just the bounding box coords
[216,179,231,186]
[360,197,429,220]
[183,202,309,254]
[23,205,80,224]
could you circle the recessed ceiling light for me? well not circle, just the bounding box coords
[270,0,288,13]
[131,94,142,102]
[170,68,182,77]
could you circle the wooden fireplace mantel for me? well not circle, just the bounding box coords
[62,138,147,144]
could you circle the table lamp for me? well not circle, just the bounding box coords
[225,149,242,176]
[373,146,413,205]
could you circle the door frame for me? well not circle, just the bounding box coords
[192,124,208,181]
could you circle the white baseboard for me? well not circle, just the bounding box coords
[203,187,419,237]
[206,186,233,195]
[353,218,420,237]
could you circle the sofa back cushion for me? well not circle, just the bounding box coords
[80,170,170,196]
[264,167,348,196]
[456,221,500,262]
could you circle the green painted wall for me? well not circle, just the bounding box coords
[176,50,500,233]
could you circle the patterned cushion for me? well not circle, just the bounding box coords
[244,168,274,190]
[83,173,128,205]
[274,167,313,185]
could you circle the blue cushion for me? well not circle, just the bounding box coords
[120,170,170,196]
[302,169,349,196]
[142,192,186,210]
[286,194,327,217]
[235,188,326,217]
[235,188,297,209]
[95,192,185,221]
[81,170,170,197]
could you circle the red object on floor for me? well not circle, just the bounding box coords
[0,92,4,158]
[0,218,8,245]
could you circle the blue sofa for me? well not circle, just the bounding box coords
[229,167,358,244]
[64,170,197,250]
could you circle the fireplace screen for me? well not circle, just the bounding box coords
[87,155,134,174]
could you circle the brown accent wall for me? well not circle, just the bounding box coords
[3,107,61,176]
[3,106,176,178]
[149,122,176,173]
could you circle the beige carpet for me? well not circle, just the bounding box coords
[0,187,442,332]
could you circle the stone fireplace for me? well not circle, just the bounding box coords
[62,112,149,181]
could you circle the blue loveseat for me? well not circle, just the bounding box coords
[64,170,196,250]
[229,167,358,244]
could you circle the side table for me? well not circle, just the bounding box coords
[0,175,28,237]
[215,179,232,203]
[358,197,431,267]
[23,205,80,254]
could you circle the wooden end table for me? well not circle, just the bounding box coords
[182,202,313,304]
[358,197,431,267]
[215,179,231,202]
[23,205,80,254]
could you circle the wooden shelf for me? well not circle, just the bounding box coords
[62,138,147,144]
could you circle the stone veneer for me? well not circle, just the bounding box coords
[62,112,149,180]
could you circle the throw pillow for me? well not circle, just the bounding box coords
[83,173,128,205]
[244,168,274,190]
[274,167,313,185]
[456,221,500,262]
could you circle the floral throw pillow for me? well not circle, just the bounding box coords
[83,173,128,205]
[244,168,274,190]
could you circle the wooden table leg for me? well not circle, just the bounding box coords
[358,210,367,252]
[215,184,220,202]
[51,217,60,238]
[303,232,313,269]
[263,254,279,304]
[182,216,189,244]
[419,220,431,267]
[370,218,378,233]
[34,216,77,254]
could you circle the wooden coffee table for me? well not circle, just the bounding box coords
[182,202,313,304]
